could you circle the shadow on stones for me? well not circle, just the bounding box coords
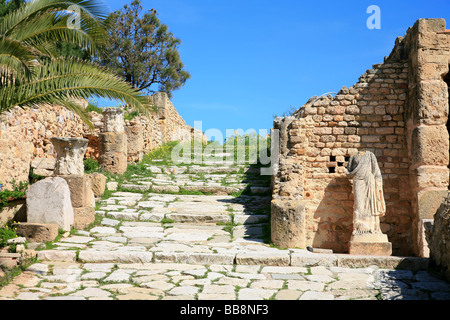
[217,163,272,245]
[312,177,353,253]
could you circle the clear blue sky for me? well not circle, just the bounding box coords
[96,0,450,141]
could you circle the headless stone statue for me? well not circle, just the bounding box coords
[346,151,391,255]
[346,150,385,236]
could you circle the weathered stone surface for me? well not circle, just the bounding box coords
[426,194,450,281]
[13,223,59,242]
[37,250,76,262]
[73,207,95,229]
[106,181,118,191]
[299,291,334,300]
[418,189,448,220]
[155,252,235,265]
[152,185,180,193]
[349,238,393,256]
[31,157,56,177]
[290,251,337,267]
[271,200,305,249]
[77,251,153,263]
[411,125,449,167]
[26,177,74,231]
[98,132,128,174]
[415,80,449,125]
[237,288,277,300]
[337,255,428,271]
[0,200,26,226]
[86,173,107,197]
[51,137,88,176]
[103,107,125,133]
[60,175,94,208]
[235,251,290,266]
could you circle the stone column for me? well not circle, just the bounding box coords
[98,107,128,174]
[270,117,307,249]
[406,19,450,257]
[51,137,95,229]
[125,120,145,163]
[51,137,88,176]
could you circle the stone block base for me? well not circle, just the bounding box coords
[13,222,59,242]
[99,152,128,175]
[73,207,95,230]
[349,234,392,256]
[270,199,306,249]
[61,175,94,208]
[86,172,107,197]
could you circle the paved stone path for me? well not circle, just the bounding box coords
[1,155,450,300]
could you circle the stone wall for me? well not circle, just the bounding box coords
[272,18,450,257]
[401,19,450,257]
[125,92,204,163]
[0,103,92,189]
[426,193,450,281]
[0,92,202,189]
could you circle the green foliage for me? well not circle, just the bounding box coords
[54,42,91,61]
[143,141,180,163]
[0,181,28,211]
[0,257,37,286]
[86,101,103,114]
[223,132,271,165]
[0,226,17,248]
[124,110,140,121]
[84,158,102,174]
[272,105,298,119]
[0,0,25,17]
[0,0,153,128]
[100,0,191,97]
[28,167,45,184]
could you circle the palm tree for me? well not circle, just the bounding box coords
[0,0,152,128]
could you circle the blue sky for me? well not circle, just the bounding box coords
[96,0,450,141]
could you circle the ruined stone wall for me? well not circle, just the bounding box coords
[273,59,412,255]
[125,92,205,162]
[0,104,93,189]
[272,18,450,257]
[0,92,201,189]
[401,19,450,257]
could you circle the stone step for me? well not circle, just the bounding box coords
[250,186,271,194]
[188,166,241,174]
[35,247,431,271]
[181,185,243,195]
[165,213,232,224]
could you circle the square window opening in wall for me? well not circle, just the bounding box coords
[328,167,336,173]
[345,156,350,162]
[330,156,336,162]
[338,162,345,167]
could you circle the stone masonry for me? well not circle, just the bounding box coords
[0,92,204,190]
[272,19,450,258]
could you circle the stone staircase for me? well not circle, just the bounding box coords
[36,152,276,265]
[34,151,430,271]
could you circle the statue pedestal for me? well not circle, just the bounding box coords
[349,233,392,256]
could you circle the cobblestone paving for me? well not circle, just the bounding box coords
[1,158,449,300]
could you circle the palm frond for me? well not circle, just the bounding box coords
[0,37,37,83]
[0,0,108,36]
[0,58,152,116]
